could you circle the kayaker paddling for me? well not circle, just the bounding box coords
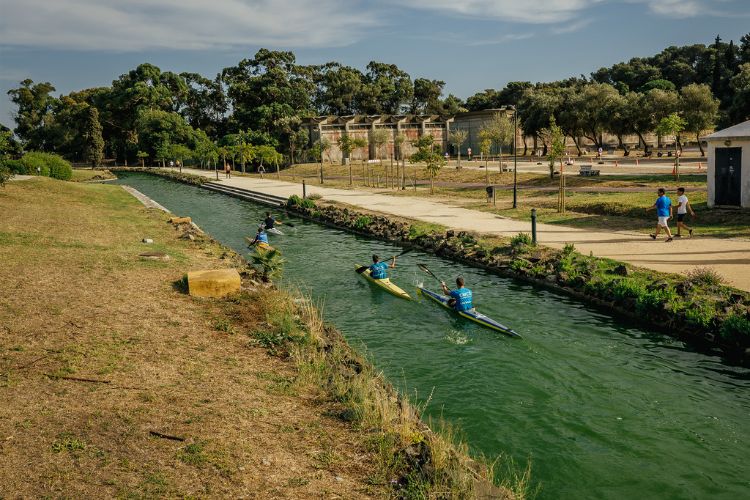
[441,276,473,311]
[369,254,396,279]
[249,225,270,246]
[263,211,282,230]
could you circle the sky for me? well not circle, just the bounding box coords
[1,0,749,125]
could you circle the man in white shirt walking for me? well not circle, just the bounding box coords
[675,187,696,237]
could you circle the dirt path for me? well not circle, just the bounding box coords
[180,168,750,292]
[0,178,383,498]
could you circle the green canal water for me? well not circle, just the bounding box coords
[115,173,749,499]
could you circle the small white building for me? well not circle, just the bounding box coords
[703,120,750,208]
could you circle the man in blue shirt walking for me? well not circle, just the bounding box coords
[441,276,473,311]
[646,187,673,242]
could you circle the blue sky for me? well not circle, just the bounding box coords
[1,0,748,125]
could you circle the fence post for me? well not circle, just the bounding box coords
[302,180,306,199]
[531,208,537,245]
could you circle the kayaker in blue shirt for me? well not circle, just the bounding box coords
[441,276,473,311]
[250,225,270,246]
[369,254,396,279]
[646,187,673,242]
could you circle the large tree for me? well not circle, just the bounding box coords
[680,83,719,155]
[357,61,413,114]
[179,72,227,139]
[7,79,58,150]
[82,106,104,168]
[222,49,316,134]
[728,63,750,123]
[315,63,363,115]
[411,78,445,114]
[135,109,200,159]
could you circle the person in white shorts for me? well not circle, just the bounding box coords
[675,187,695,237]
[646,187,673,242]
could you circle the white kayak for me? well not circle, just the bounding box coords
[266,227,284,235]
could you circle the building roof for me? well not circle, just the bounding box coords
[703,120,750,141]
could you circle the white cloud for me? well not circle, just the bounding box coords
[401,0,602,24]
[0,0,377,51]
[400,0,730,23]
[551,18,593,34]
[466,33,536,46]
[637,0,703,17]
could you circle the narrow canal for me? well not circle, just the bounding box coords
[115,173,749,499]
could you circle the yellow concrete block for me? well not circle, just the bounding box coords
[169,216,192,224]
[187,269,241,298]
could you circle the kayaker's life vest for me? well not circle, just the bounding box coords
[256,232,269,244]
[264,217,275,229]
[449,288,473,311]
[369,261,389,279]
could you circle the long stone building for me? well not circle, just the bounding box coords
[303,108,684,163]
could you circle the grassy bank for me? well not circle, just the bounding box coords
[0,177,520,498]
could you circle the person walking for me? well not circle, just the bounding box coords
[646,187,673,242]
[674,187,695,237]
[224,162,231,179]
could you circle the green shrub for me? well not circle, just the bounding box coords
[611,278,646,300]
[684,302,716,328]
[286,194,303,207]
[19,152,72,180]
[300,198,316,209]
[353,215,372,230]
[0,165,12,186]
[510,257,531,272]
[1,158,26,174]
[686,267,725,287]
[47,155,72,180]
[510,232,532,249]
[636,287,678,315]
[21,152,49,176]
[719,314,750,345]
[250,247,286,282]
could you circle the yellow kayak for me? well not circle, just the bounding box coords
[355,264,411,300]
[245,236,275,252]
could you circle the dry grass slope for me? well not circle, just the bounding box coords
[0,178,384,498]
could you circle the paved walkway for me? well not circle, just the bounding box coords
[179,168,750,291]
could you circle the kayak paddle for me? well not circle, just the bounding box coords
[417,263,443,284]
[356,248,414,274]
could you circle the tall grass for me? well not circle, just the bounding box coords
[246,287,529,498]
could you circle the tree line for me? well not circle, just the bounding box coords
[469,34,750,156]
[2,34,749,167]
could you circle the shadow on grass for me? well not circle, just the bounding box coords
[172,274,189,294]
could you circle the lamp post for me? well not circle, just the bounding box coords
[511,105,518,209]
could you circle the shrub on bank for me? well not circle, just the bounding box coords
[0,165,12,186]
[19,152,72,180]
[21,153,50,176]
[47,155,73,180]
[1,158,26,175]
[286,194,316,209]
